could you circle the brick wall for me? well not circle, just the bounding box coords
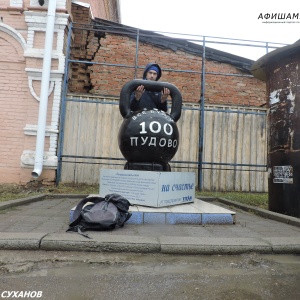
[74,0,119,20]
[68,4,93,93]
[0,1,120,184]
[0,30,30,183]
[68,31,266,107]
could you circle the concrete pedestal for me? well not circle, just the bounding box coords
[99,169,195,207]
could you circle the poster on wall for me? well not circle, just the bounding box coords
[273,165,293,184]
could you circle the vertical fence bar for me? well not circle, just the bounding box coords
[56,22,73,185]
[134,29,139,78]
[198,37,206,190]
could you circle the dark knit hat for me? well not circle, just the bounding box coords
[148,65,159,74]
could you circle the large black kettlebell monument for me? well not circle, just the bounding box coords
[100,80,195,207]
[118,80,182,171]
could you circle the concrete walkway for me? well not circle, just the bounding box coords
[0,195,299,255]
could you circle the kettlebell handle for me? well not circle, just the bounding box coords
[119,79,182,122]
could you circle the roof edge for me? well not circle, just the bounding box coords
[92,18,255,73]
[251,39,300,81]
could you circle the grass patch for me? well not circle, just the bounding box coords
[196,191,268,210]
[0,183,98,203]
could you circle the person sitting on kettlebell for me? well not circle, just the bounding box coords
[130,63,170,112]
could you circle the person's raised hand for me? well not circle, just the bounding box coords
[135,85,145,101]
[161,87,170,103]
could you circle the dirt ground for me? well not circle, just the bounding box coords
[0,182,98,202]
[0,250,300,300]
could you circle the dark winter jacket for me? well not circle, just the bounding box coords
[130,63,168,112]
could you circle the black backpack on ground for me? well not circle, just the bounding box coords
[67,194,132,238]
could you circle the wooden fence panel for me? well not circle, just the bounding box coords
[202,106,267,192]
[60,97,268,192]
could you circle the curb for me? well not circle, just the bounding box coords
[0,232,299,255]
[216,197,300,228]
[0,195,46,210]
[0,232,47,250]
[0,194,86,211]
[40,233,161,253]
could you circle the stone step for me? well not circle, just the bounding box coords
[127,198,235,225]
[70,197,236,225]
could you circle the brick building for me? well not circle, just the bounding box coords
[0,0,119,184]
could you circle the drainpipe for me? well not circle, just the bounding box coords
[32,0,57,179]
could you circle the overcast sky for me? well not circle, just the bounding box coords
[119,0,299,60]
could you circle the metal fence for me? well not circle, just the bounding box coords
[57,22,287,191]
[59,95,267,191]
